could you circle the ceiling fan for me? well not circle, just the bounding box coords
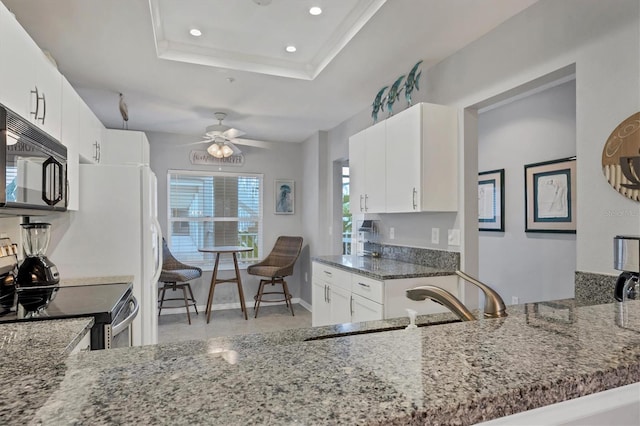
[187,112,272,158]
[199,112,245,158]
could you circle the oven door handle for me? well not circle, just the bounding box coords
[112,296,139,336]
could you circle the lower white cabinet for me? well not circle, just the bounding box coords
[312,261,460,327]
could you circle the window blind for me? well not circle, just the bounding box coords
[167,170,263,267]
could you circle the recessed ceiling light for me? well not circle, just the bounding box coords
[309,6,322,16]
[189,28,202,37]
[285,45,297,53]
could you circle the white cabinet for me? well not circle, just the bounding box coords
[348,120,386,214]
[349,102,458,214]
[312,261,460,327]
[101,129,150,165]
[61,78,80,210]
[0,2,62,140]
[351,293,384,323]
[77,99,104,164]
[386,102,458,212]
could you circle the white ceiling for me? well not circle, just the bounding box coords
[2,0,538,143]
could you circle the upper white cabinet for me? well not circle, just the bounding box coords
[61,78,80,210]
[0,2,62,140]
[77,99,104,164]
[349,102,458,214]
[348,120,386,214]
[386,102,458,212]
[101,129,150,165]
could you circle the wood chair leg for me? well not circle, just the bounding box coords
[282,279,295,316]
[181,285,192,325]
[254,279,268,318]
[186,283,198,315]
[158,284,168,316]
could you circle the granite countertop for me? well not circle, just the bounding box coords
[313,255,455,279]
[3,300,640,425]
[0,318,93,422]
[60,275,135,286]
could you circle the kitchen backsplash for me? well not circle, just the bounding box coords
[574,271,617,306]
[367,243,460,270]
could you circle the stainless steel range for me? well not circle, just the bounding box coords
[0,282,138,350]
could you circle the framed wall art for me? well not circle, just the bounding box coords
[275,179,295,214]
[478,169,505,232]
[524,157,576,233]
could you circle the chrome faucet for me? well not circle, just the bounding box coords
[405,270,507,321]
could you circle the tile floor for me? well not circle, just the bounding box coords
[157,303,312,344]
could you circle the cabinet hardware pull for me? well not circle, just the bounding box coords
[30,86,40,120]
[324,285,327,303]
[324,270,332,277]
[327,286,330,303]
[358,282,370,288]
[412,187,417,210]
[97,143,101,162]
[364,194,369,211]
[359,195,364,212]
[350,295,354,315]
[40,92,46,124]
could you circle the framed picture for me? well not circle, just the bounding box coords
[275,179,295,214]
[478,169,505,232]
[524,157,576,233]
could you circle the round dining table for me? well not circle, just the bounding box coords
[198,246,253,323]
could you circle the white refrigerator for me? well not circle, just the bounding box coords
[47,164,162,346]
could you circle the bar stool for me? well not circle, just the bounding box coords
[247,236,303,318]
[158,238,202,324]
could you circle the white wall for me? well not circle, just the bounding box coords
[317,0,640,292]
[147,131,305,311]
[478,80,577,304]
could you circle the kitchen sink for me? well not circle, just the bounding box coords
[303,318,461,341]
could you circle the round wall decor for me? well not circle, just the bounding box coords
[602,112,640,202]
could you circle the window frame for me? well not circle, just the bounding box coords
[166,169,264,269]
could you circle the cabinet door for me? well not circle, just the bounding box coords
[363,120,386,213]
[351,293,383,323]
[329,285,352,325]
[61,79,80,210]
[77,100,103,164]
[348,130,366,214]
[0,2,37,118]
[312,279,331,327]
[385,103,422,212]
[33,51,62,140]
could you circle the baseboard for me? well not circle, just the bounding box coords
[158,297,308,316]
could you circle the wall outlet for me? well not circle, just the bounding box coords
[389,227,395,239]
[447,229,460,246]
[431,228,440,244]
[512,296,519,305]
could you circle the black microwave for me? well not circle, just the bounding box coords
[0,104,67,214]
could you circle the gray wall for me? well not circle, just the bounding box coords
[312,0,640,300]
[478,80,577,304]
[147,131,305,310]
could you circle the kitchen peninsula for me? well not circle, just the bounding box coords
[2,299,639,425]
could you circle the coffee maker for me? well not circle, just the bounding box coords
[613,235,640,302]
[16,222,60,315]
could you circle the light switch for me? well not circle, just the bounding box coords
[431,228,439,244]
[447,229,460,246]
[389,227,395,239]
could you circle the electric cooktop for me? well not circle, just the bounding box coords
[0,282,132,324]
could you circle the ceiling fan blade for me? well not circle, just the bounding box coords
[180,139,212,147]
[223,128,246,139]
[233,138,274,149]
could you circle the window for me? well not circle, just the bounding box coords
[167,170,263,267]
[342,165,352,255]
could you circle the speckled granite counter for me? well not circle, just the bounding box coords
[0,318,93,422]
[313,255,455,280]
[4,300,640,425]
[60,275,135,286]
